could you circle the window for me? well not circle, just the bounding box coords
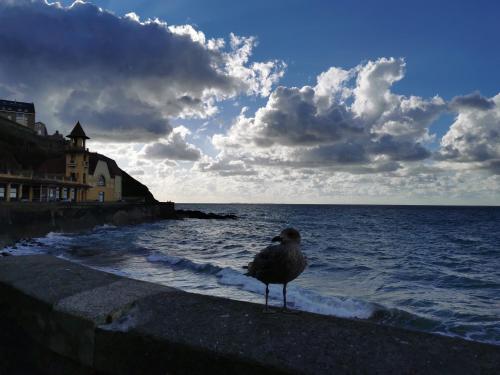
[16,113,27,126]
[62,188,67,199]
[0,185,4,199]
[97,175,106,186]
[98,191,105,202]
[10,185,17,199]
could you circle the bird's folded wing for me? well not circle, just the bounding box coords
[252,244,287,268]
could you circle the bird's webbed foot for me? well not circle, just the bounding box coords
[262,308,278,314]
[280,307,300,314]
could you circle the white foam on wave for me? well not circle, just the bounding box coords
[2,231,72,255]
[216,267,375,319]
[146,251,375,319]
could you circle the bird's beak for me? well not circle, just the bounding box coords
[272,235,282,242]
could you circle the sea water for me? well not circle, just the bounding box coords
[5,204,500,345]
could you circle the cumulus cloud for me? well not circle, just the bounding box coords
[142,126,202,161]
[211,57,446,174]
[439,93,500,173]
[0,0,284,141]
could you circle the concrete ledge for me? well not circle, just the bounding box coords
[1,255,499,374]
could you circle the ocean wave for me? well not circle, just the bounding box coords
[147,253,222,274]
[3,231,72,255]
[146,251,375,319]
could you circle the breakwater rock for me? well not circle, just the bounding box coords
[175,209,237,220]
[0,202,176,248]
[0,202,239,249]
[0,255,499,374]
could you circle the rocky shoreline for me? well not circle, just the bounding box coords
[0,202,237,251]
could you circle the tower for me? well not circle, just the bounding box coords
[65,121,89,201]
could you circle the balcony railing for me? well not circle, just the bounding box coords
[0,169,82,184]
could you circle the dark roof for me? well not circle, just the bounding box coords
[36,156,66,175]
[89,152,122,177]
[67,121,90,139]
[0,99,35,113]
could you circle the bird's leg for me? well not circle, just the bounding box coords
[281,283,299,314]
[263,284,276,314]
[283,283,287,309]
[265,283,269,309]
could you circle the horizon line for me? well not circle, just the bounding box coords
[174,202,500,207]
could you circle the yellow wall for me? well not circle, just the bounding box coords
[86,160,121,202]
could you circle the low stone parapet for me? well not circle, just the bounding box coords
[0,255,499,374]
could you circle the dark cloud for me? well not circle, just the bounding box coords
[143,131,201,161]
[57,89,172,140]
[450,92,495,111]
[0,1,283,140]
[252,86,362,147]
[371,135,430,161]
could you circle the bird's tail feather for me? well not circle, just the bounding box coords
[242,262,253,276]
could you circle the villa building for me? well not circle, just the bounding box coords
[0,116,122,203]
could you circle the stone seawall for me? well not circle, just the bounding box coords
[0,202,176,248]
[0,255,499,374]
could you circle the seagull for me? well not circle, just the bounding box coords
[244,228,307,312]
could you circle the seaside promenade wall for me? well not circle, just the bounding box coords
[0,202,176,248]
[0,255,499,374]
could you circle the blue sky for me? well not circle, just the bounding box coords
[1,0,499,203]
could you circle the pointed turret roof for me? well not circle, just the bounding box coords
[67,121,90,139]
